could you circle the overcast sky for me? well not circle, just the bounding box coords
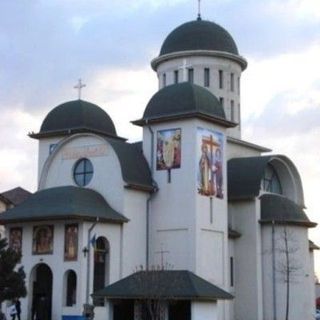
[0,0,319,274]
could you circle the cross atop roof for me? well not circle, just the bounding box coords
[197,0,202,20]
[74,79,86,100]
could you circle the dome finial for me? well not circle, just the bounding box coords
[74,78,86,100]
[197,0,202,20]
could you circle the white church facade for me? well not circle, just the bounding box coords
[0,14,317,320]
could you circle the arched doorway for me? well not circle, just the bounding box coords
[30,263,53,320]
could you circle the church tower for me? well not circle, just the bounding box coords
[151,16,247,139]
[133,84,235,319]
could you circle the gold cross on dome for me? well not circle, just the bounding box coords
[74,78,86,100]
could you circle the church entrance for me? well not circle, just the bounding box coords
[30,263,53,320]
[168,301,191,320]
[113,300,134,320]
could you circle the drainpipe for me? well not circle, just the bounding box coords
[145,124,159,270]
[272,220,277,320]
[86,218,99,304]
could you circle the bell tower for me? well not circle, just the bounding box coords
[151,17,247,139]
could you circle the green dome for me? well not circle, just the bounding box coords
[143,82,225,121]
[39,100,117,137]
[160,19,239,56]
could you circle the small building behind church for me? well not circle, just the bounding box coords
[0,12,317,320]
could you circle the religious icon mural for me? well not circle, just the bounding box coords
[32,225,54,254]
[197,127,224,199]
[64,224,78,261]
[156,128,181,170]
[9,227,22,253]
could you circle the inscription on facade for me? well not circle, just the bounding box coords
[62,144,108,160]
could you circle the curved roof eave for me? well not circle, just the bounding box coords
[0,186,128,225]
[105,137,155,193]
[259,194,316,228]
[132,111,236,128]
[29,127,126,141]
[151,50,247,71]
[228,155,305,206]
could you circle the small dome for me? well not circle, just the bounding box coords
[143,82,225,121]
[160,19,239,56]
[38,100,117,137]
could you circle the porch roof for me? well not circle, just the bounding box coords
[93,270,233,301]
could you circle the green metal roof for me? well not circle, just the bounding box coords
[160,19,239,56]
[133,83,234,127]
[30,100,119,139]
[0,186,128,224]
[93,270,233,301]
[228,156,271,200]
[260,194,316,228]
[106,138,155,192]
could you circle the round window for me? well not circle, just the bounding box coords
[73,158,93,187]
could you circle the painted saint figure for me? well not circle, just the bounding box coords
[199,143,211,195]
[64,224,78,260]
[9,228,22,253]
[197,128,224,199]
[214,148,223,198]
[33,226,53,254]
[156,129,181,170]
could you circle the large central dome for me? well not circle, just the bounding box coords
[159,18,239,56]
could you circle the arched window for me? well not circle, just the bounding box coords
[65,270,77,306]
[93,237,109,306]
[261,164,282,195]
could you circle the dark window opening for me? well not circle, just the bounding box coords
[204,68,210,87]
[188,68,194,84]
[230,257,234,287]
[219,70,224,89]
[169,301,191,320]
[174,70,179,84]
[66,270,77,306]
[162,73,166,87]
[219,97,224,107]
[230,73,234,92]
[230,100,235,121]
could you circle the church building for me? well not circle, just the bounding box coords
[0,12,317,320]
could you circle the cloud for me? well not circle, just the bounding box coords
[0,0,320,276]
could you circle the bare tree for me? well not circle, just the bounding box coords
[133,264,177,320]
[275,226,302,320]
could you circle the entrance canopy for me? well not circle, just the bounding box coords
[93,270,233,301]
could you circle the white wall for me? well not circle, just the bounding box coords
[230,199,263,320]
[261,224,315,320]
[226,139,262,160]
[40,134,124,213]
[144,117,229,320]
[192,301,218,320]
